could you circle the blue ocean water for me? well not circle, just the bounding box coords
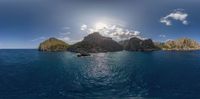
[0,49,200,99]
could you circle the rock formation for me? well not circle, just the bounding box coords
[120,37,160,51]
[77,51,91,57]
[160,38,200,50]
[68,32,123,53]
[38,34,200,53]
[38,38,69,52]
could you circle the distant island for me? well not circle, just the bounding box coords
[38,32,200,53]
[156,38,200,51]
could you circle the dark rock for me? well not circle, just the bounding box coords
[120,37,159,51]
[77,51,91,57]
[68,32,123,53]
[38,38,69,52]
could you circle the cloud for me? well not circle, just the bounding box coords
[31,36,46,42]
[58,35,73,44]
[58,27,81,44]
[62,27,70,30]
[59,27,72,35]
[159,34,166,38]
[160,9,188,26]
[58,33,72,44]
[58,36,70,42]
[111,30,141,40]
[81,24,87,31]
[81,23,142,40]
[59,32,71,36]
[59,37,80,44]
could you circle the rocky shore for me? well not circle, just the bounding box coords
[38,32,200,53]
[156,38,200,51]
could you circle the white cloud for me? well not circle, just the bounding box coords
[59,27,72,36]
[58,36,70,42]
[58,27,83,44]
[31,37,46,42]
[59,32,71,36]
[80,23,142,40]
[81,24,87,31]
[182,20,188,25]
[160,9,188,26]
[58,36,80,44]
[159,34,166,38]
[58,35,76,44]
[160,19,171,26]
[57,27,73,44]
[62,27,70,30]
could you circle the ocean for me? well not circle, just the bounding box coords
[0,49,200,99]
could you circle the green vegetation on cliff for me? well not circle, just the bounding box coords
[38,38,69,52]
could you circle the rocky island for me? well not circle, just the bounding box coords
[158,38,200,51]
[38,33,200,53]
[68,32,123,53]
[119,37,160,51]
[38,38,69,52]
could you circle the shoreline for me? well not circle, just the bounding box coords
[1,49,200,53]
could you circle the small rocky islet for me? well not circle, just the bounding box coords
[38,32,200,56]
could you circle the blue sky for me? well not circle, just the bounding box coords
[0,0,200,48]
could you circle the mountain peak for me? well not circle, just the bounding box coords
[68,32,123,53]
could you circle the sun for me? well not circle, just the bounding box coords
[95,22,108,30]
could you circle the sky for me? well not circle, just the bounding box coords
[0,0,200,48]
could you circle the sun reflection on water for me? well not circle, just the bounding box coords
[81,53,113,85]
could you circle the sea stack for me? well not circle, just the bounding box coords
[68,32,123,53]
[38,38,69,52]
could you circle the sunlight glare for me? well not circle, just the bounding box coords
[95,22,108,30]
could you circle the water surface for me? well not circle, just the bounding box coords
[0,49,200,99]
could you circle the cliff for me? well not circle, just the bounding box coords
[160,38,200,50]
[120,37,160,51]
[38,38,69,52]
[68,32,123,53]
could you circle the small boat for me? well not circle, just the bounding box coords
[77,51,90,57]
